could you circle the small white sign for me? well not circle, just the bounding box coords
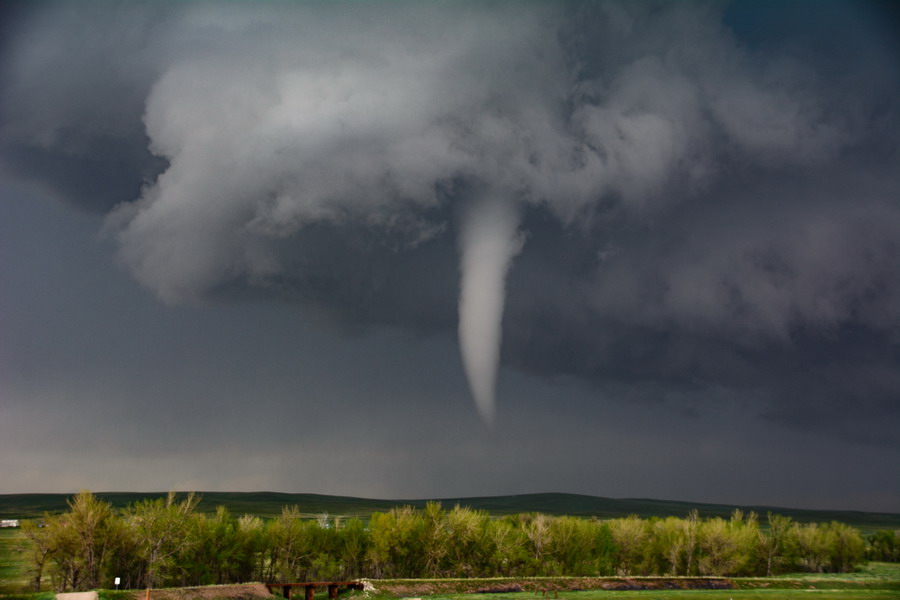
[115,577,121,586]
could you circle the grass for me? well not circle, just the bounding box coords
[358,564,900,600]
[780,562,900,579]
[0,593,53,600]
[731,563,900,591]
[98,592,138,600]
[1,568,898,600]
[390,566,900,600]
[0,530,29,594]
[418,592,900,600]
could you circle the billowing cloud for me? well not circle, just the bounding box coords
[1,1,898,432]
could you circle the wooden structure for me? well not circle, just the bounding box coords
[266,581,364,600]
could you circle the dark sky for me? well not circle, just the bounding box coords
[1,0,899,512]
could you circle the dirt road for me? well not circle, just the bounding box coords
[57,592,99,600]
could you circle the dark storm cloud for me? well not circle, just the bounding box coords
[1,1,899,440]
[0,4,169,211]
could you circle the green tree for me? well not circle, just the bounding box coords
[442,505,487,576]
[697,517,737,575]
[44,511,82,591]
[20,518,56,592]
[695,511,758,577]
[546,516,609,576]
[61,491,116,590]
[336,517,369,579]
[867,530,900,562]
[608,515,647,576]
[367,506,428,577]
[760,513,793,576]
[651,517,688,575]
[236,514,267,583]
[484,517,528,576]
[128,491,201,588]
[267,506,307,581]
[823,521,864,573]
[791,522,831,573]
[683,509,700,575]
[101,515,144,590]
[522,513,553,573]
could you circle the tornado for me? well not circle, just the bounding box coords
[458,196,524,425]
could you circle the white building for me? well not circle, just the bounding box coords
[0,519,19,528]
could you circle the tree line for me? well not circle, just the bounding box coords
[18,491,895,592]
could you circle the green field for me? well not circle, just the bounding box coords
[367,564,900,600]
[419,592,899,600]
[0,565,898,600]
[2,492,898,532]
[0,529,29,594]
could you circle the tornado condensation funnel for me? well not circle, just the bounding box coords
[457,196,523,425]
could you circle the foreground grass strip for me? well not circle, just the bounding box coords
[426,592,900,600]
[0,530,30,595]
[367,573,900,598]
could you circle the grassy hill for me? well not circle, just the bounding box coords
[1,491,898,532]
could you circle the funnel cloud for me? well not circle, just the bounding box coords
[458,196,523,424]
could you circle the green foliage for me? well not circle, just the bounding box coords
[30,491,119,592]
[608,515,647,576]
[97,590,135,600]
[867,530,900,562]
[129,491,202,588]
[5,491,876,591]
[786,521,866,574]
[695,511,759,577]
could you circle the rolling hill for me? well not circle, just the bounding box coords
[1,491,898,532]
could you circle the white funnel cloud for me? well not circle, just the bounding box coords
[458,196,524,425]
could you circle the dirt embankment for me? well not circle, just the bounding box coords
[118,584,274,600]
[101,579,739,600]
[366,577,735,596]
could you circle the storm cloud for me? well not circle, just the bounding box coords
[1,1,900,505]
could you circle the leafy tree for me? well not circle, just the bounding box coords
[547,516,610,576]
[336,517,369,579]
[267,506,307,581]
[20,518,56,592]
[650,517,688,575]
[442,505,487,576]
[484,517,528,576]
[760,512,793,576]
[867,530,900,562]
[694,511,758,577]
[44,510,82,591]
[823,521,864,573]
[608,515,647,576]
[522,513,553,573]
[683,509,700,575]
[791,522,832,573]
[367,506,429,578]
[128,491,201,587]
[57,491,117,590]
[697,517,738,575]
[419,502,448,576]
[236,514,268,583]
[102,515,144,590]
